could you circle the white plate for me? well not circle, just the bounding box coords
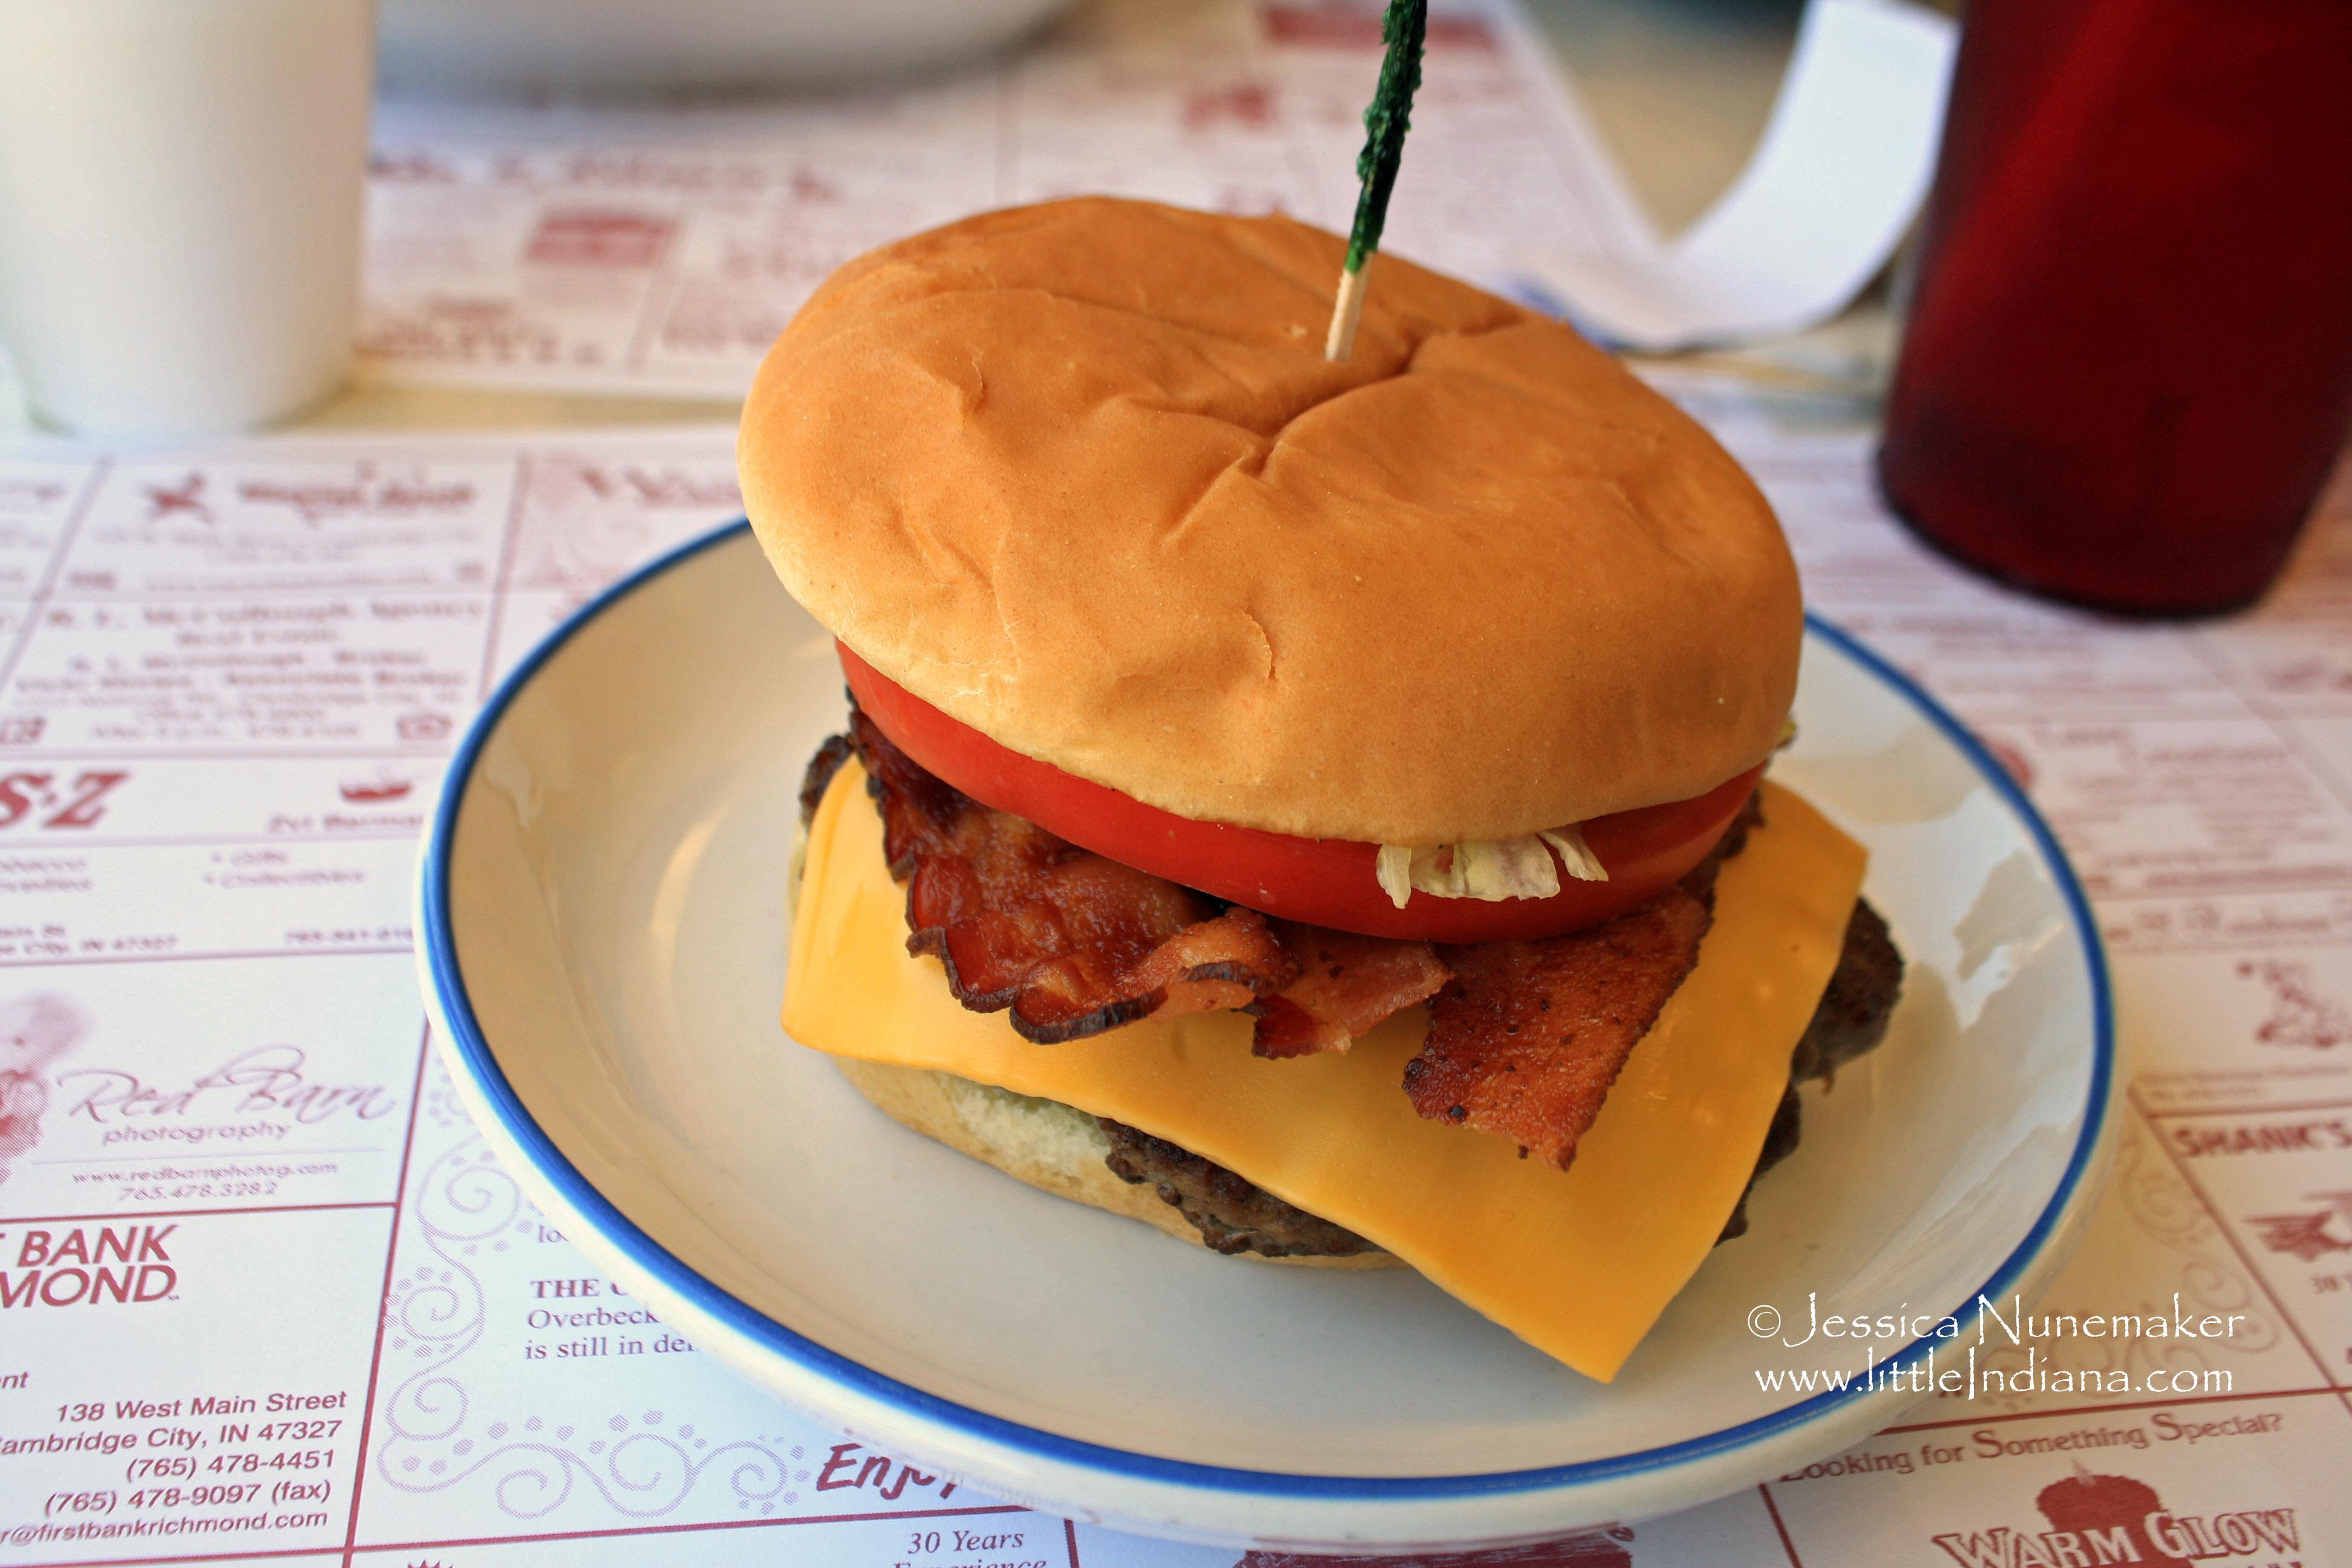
[419,522,2116,1552]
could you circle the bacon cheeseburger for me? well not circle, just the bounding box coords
[746,198,1900,1380]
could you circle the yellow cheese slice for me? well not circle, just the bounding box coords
[785,763,1866,1380]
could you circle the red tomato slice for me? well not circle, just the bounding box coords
[840,644,1762,942]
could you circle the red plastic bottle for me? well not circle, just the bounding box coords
[1878,0,2352,616]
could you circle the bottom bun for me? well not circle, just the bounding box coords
[832,1056,1398,1270]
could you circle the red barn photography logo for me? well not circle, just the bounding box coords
[54,1042,399,1143]
[1933,1471,2303,1568]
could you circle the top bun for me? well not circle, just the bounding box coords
[741,198,1800,844]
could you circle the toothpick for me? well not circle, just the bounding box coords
[1324,261,1373,360]
[1325,0,1428,363]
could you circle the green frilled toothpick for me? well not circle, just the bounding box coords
[1325,0,1429,362]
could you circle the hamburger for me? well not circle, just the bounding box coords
[745,197,1900,1380]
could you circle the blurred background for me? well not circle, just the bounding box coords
[1,0,2343,614]
[0,0,1922,436]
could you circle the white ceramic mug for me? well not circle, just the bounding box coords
[0,0,376,437]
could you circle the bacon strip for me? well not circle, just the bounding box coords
[825,714,1768,1169]
[1402,801,1759,1169]
[1254,923,1451,1059]
[1405,887,1712,1169]
[848,710,1299,1042]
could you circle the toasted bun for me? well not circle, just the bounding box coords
[832,1056,1397,1270]
[743,197,1800,843]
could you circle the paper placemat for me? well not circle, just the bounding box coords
[356,0,1657,397]
[0,396,2345,1566]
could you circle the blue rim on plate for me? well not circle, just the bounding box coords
[421,518,2116,1500]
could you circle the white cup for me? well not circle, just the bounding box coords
[0,0,376,438]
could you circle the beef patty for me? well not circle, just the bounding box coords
[1100,896,1903,1258]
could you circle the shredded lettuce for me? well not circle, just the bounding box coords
[1537,822,1607,883]
[1375,825,1609,909]
[1376,713,1792,909]
[1375,844,1417,908]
